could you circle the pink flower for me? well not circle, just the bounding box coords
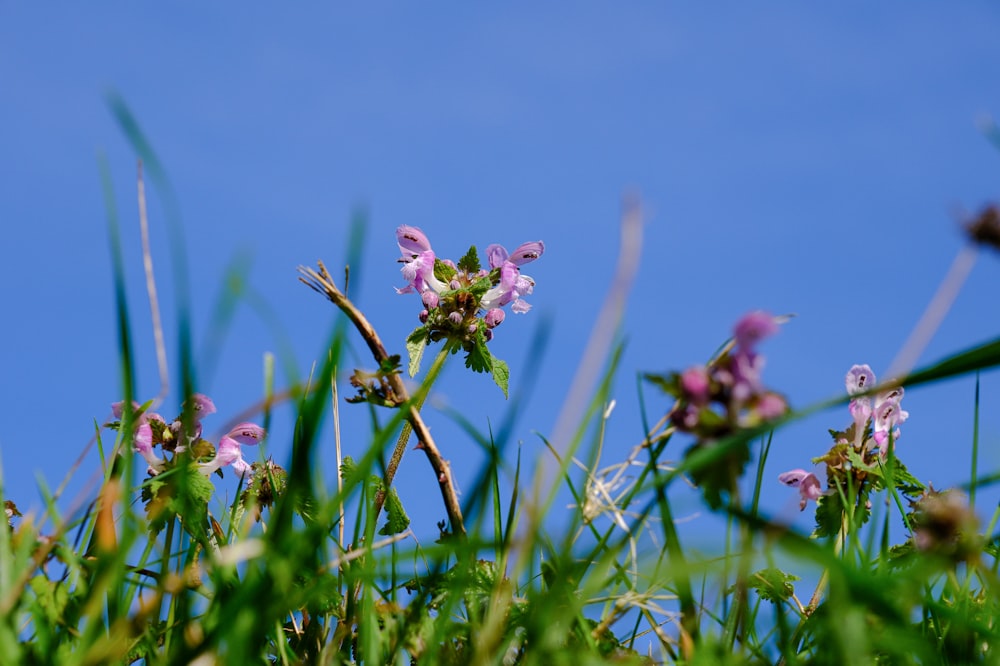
[756,392,787,420]
[779,469,823,510]
[133,423,166,475]
[733,311,778,351]
[679,367,711,405]
[481,240,544,314]
[845,364,876,396]
[200,422,266,479]
[396,226,447,295]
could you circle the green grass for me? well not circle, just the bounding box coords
[3,106,1000,664]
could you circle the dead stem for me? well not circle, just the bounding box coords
[298,261,466,537]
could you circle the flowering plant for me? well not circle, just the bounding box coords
[395,225,543,397]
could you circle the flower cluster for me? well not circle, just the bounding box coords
[779,364,911,513]
[396,225,543,345]
[669,310,789,437]
[646,311,788,509]
[845,364,908,455]
[109,395,265,479]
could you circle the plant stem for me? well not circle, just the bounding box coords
[298,261,466,536]
[374,343,451,520]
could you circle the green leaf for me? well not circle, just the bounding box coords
[433,258,457,284]
[141,463,214,539]
[29,575,69,626]
[379,486,410,536]
[813,493,843,538]
[464,329,493,374]
[883,458,925,496]
[406,326,430,377]
[685,439,751,510]
[491,357,510,399]
[742,568,800,603]
[469,275,492,299]
[457,245,481,274]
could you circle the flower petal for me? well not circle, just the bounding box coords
[845,364,876,396]
[397,225,432,255]
[226,423,266,447]
[508,241,544,265]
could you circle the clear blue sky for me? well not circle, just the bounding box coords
[2,4,1000,544]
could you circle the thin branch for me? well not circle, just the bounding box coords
[298,261,466,537]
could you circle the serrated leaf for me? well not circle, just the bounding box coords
[813,493,843,538]
[464,330,493,374]
[379,486,410,536]
[685,439,751,510]
[492,357,510,399]
[433,258,457,284]
[141,463,214,540]
[882,458,925,496]
[469,276,492,299]
[742,568,800,603]
[406,326,430,377]
[457,245,481,274]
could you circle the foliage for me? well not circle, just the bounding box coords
[5,128,1000,664]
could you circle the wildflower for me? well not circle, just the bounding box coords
[111,399,164,426]
[480,241,544,314]
[396,225,447,295]
[393,226,544,347]
[756,392,787,420]
[845,364,876,447]
[679,367,710,405]
[778,469,823,510]
[134,423,166,475]
[169,393,217,445]
[484,308,505,329]
[845,364,876,396]
[200,422,266,479]
[733,310,779,350]
[872,392,908,454]
[730,311,779,402]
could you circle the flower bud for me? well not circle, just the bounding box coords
[485,308,505,329]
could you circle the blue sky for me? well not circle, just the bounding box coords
[2,4,1000,548]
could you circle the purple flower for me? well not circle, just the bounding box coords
[756,392,787,420]
[778,469,823,510]
[485,308,505,329]
[111,400,164,426]
[397,225,432,255]
[679,367,711,405]
[731,350,766,403]
[481,240,544,314]
[171,393,219,446]
[421,291,439,309]
[134,423,166,475]
[396,226,447,295]
[733,311,778,351]
[200,422,265,479]
[487,241,545,269]
[873,393,908,454]
[845,364,876,396]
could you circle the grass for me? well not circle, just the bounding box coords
[3,108,1000,665]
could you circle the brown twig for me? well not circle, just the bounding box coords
[298,261,466,537]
